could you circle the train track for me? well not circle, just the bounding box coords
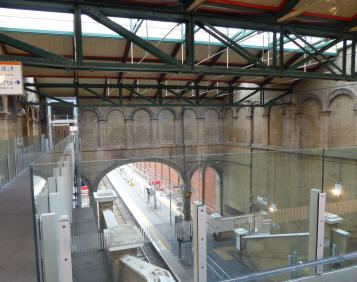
[100,176,152,264]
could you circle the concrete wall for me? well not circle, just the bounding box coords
[0,96,41,142]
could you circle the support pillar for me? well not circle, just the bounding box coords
[197,115,205,145]
[282,106,296,149]
[125,118,133,149]
[319,111,330,148]
[262,113,269,146]
[98,120,107,148]
[150,118,158,147]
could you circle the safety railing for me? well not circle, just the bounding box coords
[0,134,49,188]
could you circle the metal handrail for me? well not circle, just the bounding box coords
[221,251,357,282]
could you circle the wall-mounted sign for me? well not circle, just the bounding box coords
[69,125,78,132]
[0,62,23,95]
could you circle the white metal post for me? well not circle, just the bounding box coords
[308,189,326,274]
[193,202,207,282]
[58,216,73,282]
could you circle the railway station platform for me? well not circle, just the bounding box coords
[106,166,253,282]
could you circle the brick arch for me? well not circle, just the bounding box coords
[104,108,127,120]
[205,107,223,119]
[130,107,153,119]
[79,107,103,120]
[87,157,185,193]
[178,107,199,118]
[154,107,177,119]
[296,94,323,114]
[328,88,356,109]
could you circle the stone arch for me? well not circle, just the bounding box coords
[189,164,223,214]
[157,108,176,144]
[178,107,199,118]
[107,109,126,148]
[79,109,100,149]
[132,109,152,146]
[154,107,177,119]
[80,107,103,120]
[130,107,153,120]
[298,98,321,148]
[89,157,185,192]
[328,88,356,109]
[104,108,127,120]
[182,108,198,145]
[328,93,354,148]
[296,94,323,114]
[204,108,220,143]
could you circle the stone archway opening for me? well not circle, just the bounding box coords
[190,166,222,215]
[83,160,185,213]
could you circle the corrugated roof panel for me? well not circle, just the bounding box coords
[4,32,72,56]
[83,37,126,57]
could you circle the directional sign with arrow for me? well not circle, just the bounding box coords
[0,62,23,95]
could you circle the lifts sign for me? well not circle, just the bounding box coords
[0,62,23,95]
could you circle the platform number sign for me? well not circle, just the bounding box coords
[0,62,23,95]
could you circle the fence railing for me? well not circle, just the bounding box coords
[0,135,49,187]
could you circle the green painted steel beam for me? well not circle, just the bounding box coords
[1,53,354,81]
[288,28,343,74]
[199,24,268,68]
[285,33,336,74]
[81,5,183,68]
[264,90,292,106]
[83,87,120,106]
[290,38,343,70]
[0,32,73,65]
[24,82,288,91]
[24,87,73,105]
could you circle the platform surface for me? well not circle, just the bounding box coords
[107,166,253,282]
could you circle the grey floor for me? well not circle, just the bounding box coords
[0,170,37,282]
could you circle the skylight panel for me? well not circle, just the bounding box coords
[0,8,73,32]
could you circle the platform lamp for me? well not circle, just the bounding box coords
[332,162,343,198]
[269,152,278,213]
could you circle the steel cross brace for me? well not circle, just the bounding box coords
[81,5,184,68]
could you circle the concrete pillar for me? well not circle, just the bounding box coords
[246,114,253,146]
[232,115,238,143]
[98,120,107,148]
[125,118,133,149]
[197,115,205,145]
[319,111,330,148]
[262,114,269,146]
[175,117,183,145]
[282,106,296,149]
[218,116,223,143]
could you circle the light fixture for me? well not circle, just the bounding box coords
[0,74,4,84]
[332,182,342,197]
[269,203,278,213]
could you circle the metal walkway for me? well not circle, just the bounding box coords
[0,170,37,282]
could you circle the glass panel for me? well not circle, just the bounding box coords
[324,147,357,261]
